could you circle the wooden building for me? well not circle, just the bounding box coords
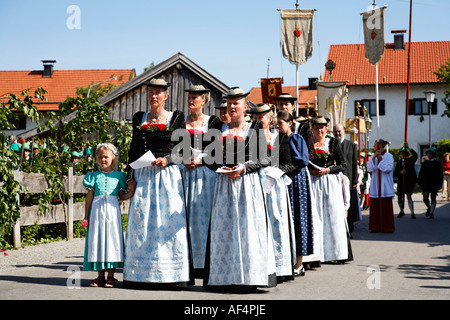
[99,52,229,121]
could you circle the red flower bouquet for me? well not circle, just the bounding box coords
[315,149,329,159]
[138,123,171,132]
[187,129,204,135]
[220,134,244,143]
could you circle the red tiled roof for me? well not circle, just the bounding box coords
[248,85,317,108]
[0,69,135,110]
[323,41,450,85]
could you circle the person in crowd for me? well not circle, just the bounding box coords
[82,143,134,288]
[203,87,277,291]
[307,115,348,263]
[418,147,443,219]
[252,104,294,282]
[215,100,231,124]
[123,78,194,289]
[333,123,359,234]
[179,84,222,277]
[441,152,450,201]
[274,93,296,115]
[394,143,418,219]
[70,150,83,165]
[367,139,395,232]
[276,110,313,276]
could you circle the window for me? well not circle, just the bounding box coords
[7,115,26,130]
[408,98,437,116]
[354,99,385,117]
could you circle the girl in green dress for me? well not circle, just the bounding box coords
[82,143,134,287]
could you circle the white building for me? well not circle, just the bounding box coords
[324,39,450,159]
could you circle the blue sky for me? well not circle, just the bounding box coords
[1,0,449,92]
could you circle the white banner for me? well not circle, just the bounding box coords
[279,9,314,66]
[362,6,386,66]
[317,81,348,131]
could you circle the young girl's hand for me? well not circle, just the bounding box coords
[81,219,88,228]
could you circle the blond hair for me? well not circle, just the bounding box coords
[96,143,119,170]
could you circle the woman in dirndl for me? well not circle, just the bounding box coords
[252,104,295,282]
[307,116,348,263]
[123,78,194,289]
[179,84,222,277]
[276,110,314,277]
[203,87,277,291]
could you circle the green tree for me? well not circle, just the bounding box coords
[0,88,45,249]
[75,74,124,100]
[434,58,450,117]
[1,86,132,248]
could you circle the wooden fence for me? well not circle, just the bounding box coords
[12,167,130,248]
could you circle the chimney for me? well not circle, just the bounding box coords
[308,77,318,90]
[41,60,56,78]
[391,30,406,50]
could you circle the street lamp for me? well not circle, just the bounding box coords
[87,76,118,97]
[325,59,336,81]
[424,90,436,148]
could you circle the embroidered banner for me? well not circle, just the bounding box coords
[278,9,315,66]
[317,81,348,131]
[362,6,386,66]
[260,78,283,105]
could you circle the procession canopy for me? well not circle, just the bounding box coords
[278,9,315,66]
[317,81,348,131]
[362,6,386,66]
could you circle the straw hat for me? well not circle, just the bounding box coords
[223,86,249,99]
[311,115,328,125]
[215,100,228,109]
[250,103,272,114]
[184,84,210,93]
[274,93,297,101]
[294,115,307,122]
[145,78,171,88]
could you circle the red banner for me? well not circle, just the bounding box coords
[260,78,283,104]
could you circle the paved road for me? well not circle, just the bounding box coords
[1,193,449,306]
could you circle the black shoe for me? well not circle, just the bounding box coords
[398,211,405,218]
[426,209,430,217]
[411,214,416,219]
[429,214,434,219]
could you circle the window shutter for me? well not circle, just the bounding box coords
[379,100,385,115]
[408,100,414,115]
[431,99,437,115]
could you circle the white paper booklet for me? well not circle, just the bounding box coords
[129,150,156,169]
[215,163,244,173]
[191,147,207,159]
[308,161,323,170]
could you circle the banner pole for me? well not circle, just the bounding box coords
[375,63,380,142]
[296,64,299,117]
[404,0,412,144]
